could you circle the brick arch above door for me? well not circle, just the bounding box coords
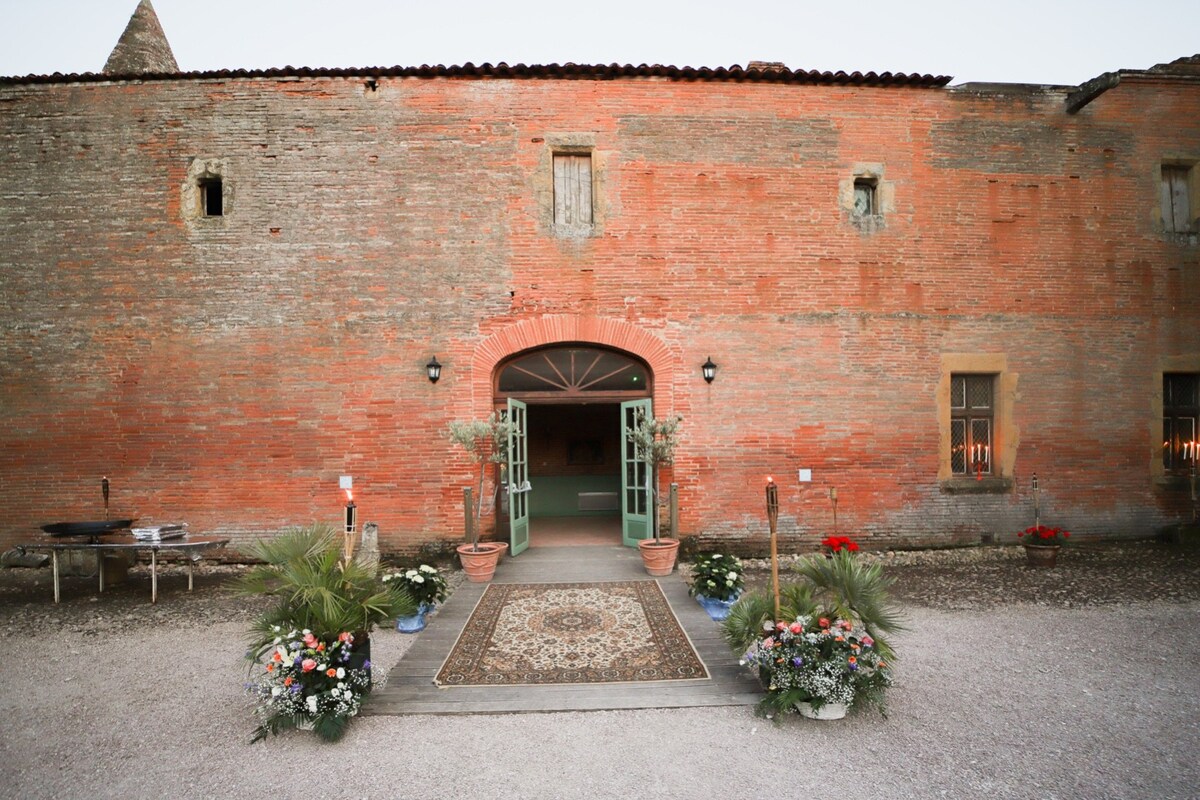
[471,315,675,407]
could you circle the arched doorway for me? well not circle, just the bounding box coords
[494,345,653,552]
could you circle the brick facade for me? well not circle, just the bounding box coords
[1,56,1198,556]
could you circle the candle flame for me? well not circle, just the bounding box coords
[345,489,354,502]
[766,475,774,484]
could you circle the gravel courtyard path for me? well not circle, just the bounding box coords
[1,541,1197,800]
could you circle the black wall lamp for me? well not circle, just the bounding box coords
[702,356,717,384]
[426,356,442,383]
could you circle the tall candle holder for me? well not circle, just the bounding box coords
[1032,473,1040,530]
[970,443,990,481]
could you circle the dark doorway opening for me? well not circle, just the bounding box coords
[527,403,622,545]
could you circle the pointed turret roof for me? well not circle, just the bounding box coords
[103,0,178,75]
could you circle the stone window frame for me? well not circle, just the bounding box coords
[838,163,894,234]
[1152,355,1200,488]
[533,134,607,238]
[937,353,1017,494]
[182,157,232,225]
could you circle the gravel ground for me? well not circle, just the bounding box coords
[1,541,1198,799]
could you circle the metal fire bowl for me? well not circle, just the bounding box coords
[41,519,135,537]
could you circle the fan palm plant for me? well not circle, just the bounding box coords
[722,550,904,661]
[237,524,416,659]
[792,550,905,659]
[238,525,416,742]
[723,550,904,719]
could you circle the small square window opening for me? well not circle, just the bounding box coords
[200,178,224,217]
[853,178,877,216]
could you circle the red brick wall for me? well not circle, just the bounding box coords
[1,71,1197,555]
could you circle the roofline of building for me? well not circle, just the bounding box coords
[1066,58,1200,114]
[0,61,953,88]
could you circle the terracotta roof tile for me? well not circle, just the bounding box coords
[0,61,953,87]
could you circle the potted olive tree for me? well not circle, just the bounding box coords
[627,410,683,576]
[449,412,515,582]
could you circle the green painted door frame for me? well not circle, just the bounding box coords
[507,398,530,555]
[621,398,652,546]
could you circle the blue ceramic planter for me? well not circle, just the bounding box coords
[696,593,740,621]
[396,602,436,633]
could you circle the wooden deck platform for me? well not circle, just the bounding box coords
[365,544,762,715]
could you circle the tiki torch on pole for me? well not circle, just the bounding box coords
[766,476,780,622]
[1032,473,1040,531]
[1189,442,1198,523]
[343,489,357,563]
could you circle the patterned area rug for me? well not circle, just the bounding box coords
[435,581,709,686]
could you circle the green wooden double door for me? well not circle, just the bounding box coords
[504,398,653,555]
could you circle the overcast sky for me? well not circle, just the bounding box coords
[1,0,1197,86]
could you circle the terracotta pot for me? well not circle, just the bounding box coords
[638,538,680,576]
[457,543,503,582]
[1023,543,1061,568]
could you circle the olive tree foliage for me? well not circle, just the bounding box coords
[448,412,517,551]
[625,409,682,543]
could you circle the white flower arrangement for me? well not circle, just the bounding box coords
[688,553,745,602]
[382,564,448,608]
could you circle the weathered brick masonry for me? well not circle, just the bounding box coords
[1,54,1197,555]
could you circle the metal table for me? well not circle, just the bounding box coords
[22,535,231,603]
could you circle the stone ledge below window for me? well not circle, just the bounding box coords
[551,222,596,239]
[939,476,1014,495]
[1154,475,1199,491]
